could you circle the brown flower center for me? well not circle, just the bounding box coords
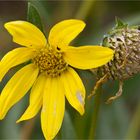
[33,48,67,77]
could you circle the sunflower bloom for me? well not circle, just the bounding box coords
[0,19,114,140]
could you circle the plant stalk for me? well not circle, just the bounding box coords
[20,118,36,140]
[125,100,140,139]
[75,0,95,20]
[88,83,102,139]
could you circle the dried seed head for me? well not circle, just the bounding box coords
[89,18,140,103]
[100,19,140,81]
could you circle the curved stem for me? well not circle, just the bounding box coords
[88,84,102,139]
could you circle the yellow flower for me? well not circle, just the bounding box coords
[0,19,114,140]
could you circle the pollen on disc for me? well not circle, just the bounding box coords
[33,48,68,77]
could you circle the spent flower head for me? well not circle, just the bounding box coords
[0,19,114,139]
[89,17,140,104]
[101,18,140,81]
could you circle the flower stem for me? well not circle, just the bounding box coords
[75,0,95,20]
[88,83,102,139]
[20,118,36,140]
[125,101,140,139]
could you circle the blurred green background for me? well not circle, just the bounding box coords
[0,0,140,139]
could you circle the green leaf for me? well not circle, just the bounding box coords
[27,2,44,32]
[115,17,127,29]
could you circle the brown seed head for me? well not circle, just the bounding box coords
[100,25,140,80]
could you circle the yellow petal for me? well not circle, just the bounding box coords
[63,46,114,69]
[60,67,85,115]
[41,77,65,140]
[48,19,85,49]
[0,64,39,119]
[0,47,35,81]
[17,73,46,123]
[4,21,47,48]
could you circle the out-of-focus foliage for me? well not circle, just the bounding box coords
[0,1,140,139]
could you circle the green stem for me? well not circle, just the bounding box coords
[88,85,102,139]
[20,118,36,140]
[75,0,95,20]
[125,101,140,139]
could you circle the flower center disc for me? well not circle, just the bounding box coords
[33,48,67,77]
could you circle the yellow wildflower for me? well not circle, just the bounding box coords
[0,19,114,140]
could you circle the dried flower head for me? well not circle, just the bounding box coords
[89,17,140,103]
